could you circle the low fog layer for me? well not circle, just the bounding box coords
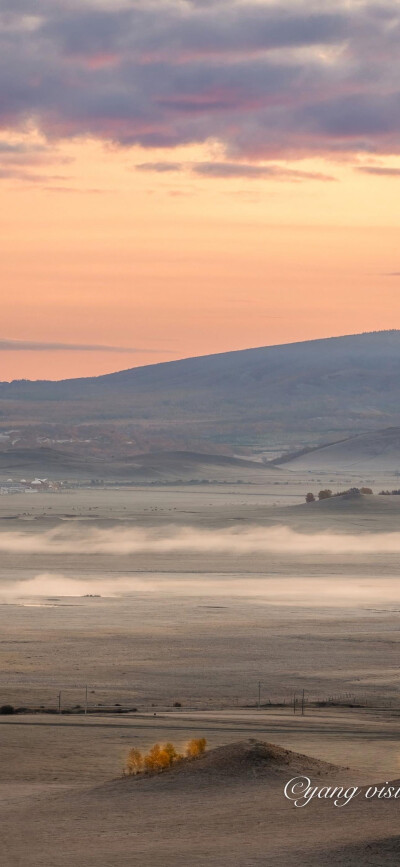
[3,572,400,606]
[1,523,400,604]
[2,524,400,555]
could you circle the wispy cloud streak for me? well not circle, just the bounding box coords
[0,339,165,352]
[136,161,336,181]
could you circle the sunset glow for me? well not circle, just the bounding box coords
[1,1,400,380]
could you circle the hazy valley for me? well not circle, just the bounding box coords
[3,334,400,865]
[2,332,400,462]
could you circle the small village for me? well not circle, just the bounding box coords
[0,478,62,495]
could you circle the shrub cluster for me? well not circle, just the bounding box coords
[379,489,400,495]
[126,738,207,775]
[305,486,373,503]
[0,705,14,715]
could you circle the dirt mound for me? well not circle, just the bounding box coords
[299,493,400,513]
[172,739,339,777]
[112,740,342,791]
[177,739,339,776]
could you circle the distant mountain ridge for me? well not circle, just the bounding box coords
[1,331,400,448]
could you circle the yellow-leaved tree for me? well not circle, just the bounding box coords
[126,748,143,775]
[126,738,207,775]
[186,738,207,758]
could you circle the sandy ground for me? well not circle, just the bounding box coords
[2,481,400,864]
[1,733,400,866]
[1,707,400,784]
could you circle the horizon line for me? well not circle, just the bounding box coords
[0,329,399,386]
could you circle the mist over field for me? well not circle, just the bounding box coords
[1,520,400,604]
[3,570,400,606]
[3,486,400,867]
[2,523,400,556]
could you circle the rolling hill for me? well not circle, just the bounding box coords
[2,330,400,450]
[279,427,400,472]
[0,447,275,483]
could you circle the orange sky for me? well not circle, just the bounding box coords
[1,1,400,380]
[1,135,400,381]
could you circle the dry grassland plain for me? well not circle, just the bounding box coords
[2,476,400,865]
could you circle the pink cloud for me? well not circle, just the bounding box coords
[1,2,400,162]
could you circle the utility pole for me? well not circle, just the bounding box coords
[301,689,305,716]
[293,693,297,715]
[85,685,88,716]
[258,681,261,710]
[58,691,62,714]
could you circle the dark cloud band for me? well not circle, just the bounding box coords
[1,2,400,160]
[357,166,400,176]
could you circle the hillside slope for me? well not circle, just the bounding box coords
[0,447,275,483]
[279,427,400,472]
[1,331,400,445]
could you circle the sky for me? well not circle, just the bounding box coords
[1,0,400,380]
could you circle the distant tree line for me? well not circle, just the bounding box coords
[379,489,400,495]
